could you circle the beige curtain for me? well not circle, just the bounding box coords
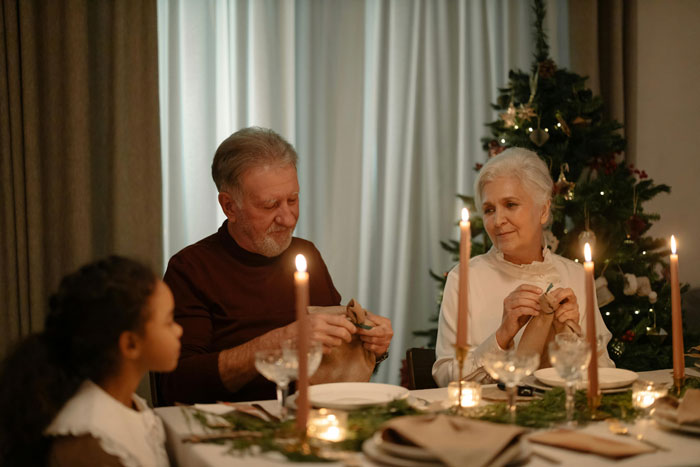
[568,0,634,156]
[0,0,162,359]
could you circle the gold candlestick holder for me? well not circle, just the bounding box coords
[588,391,603,418]
[673,376,685,394]
[452,344,472,415]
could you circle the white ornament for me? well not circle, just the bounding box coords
[623,273,638,296]
[648,291,658,304]
[636,276,652,297]
[544,229,559,251]
[595,276,615,307]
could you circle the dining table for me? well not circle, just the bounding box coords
[155,367,700,467]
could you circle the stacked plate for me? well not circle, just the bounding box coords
[532,367,638,393]
[362,431,530,467]
[363,430,444,467]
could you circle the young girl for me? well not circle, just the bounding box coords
[0,256,182,466]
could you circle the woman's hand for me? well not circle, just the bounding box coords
[549,287,580,324]
[357,311,393,356]
[496,284,542,348]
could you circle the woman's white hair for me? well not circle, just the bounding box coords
[474,147,553,212]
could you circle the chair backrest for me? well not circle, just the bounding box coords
[149,372,163,407]
[405,347,439,390]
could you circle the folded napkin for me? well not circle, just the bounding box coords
[677,388,700,425]
[307,299,376,384]
[528,429,654,458]
[380,414,524,467]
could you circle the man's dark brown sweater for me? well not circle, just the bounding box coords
[159,221,341,404]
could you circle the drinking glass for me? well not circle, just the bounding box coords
[482,349,540,423]
[254,341,322,420]
[255,348,296,420]
[549,334,591,425]
[281,339,323,378]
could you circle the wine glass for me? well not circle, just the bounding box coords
[255,348,297,420]
[482,349,540,423]
[548,334,591,425]
[254,341,323,420]
[281,339,323,380]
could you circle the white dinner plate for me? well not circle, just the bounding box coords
[534,367,638,390]
[653,405,700,435]
[307,382,409,410]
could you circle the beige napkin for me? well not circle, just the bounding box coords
[307,299,376,384]
[518,292,582,367]
[380,414,524,467]
[528,429,654,458]
[677,388,700,425]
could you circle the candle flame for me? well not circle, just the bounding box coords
[584,243,592,262]
[671,235,677,254]
[295,254,307,273]
[461,207,469,222]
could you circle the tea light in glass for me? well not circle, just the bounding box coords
[448,381,481,408]
[632,380,668,412]
[307,408,347,442]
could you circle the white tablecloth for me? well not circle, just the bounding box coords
[156,368,700,466]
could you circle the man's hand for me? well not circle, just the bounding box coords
[307,313,357,354]
[357,311,393,356]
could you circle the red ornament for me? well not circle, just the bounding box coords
[625,214,649,241]
[622,330,635,342]
[487,140,505,158]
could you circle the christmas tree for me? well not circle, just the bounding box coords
[417,0,695,371]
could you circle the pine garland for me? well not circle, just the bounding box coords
[182,378,700,462]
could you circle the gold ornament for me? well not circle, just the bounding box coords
[516,104,537,121]
[555,111,571,137]
[500,103,517,128]
[555,163,575,200]
[530,126,549,147]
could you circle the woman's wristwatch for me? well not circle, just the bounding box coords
[375,351,389,365]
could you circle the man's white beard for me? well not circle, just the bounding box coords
[255,229,293,257]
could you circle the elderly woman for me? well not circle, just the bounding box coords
[432,148,614,387]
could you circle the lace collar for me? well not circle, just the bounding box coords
[485,246,562,287]
[45,380,168,467]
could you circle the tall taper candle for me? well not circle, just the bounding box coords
[583,243,599,409]
[294,254,310,433]
[670,235,685,385]
[457,208,471,348]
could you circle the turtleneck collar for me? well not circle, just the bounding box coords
[216,220,286,267]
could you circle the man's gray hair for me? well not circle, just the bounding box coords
[212,127,298,194]
[474,147,553,212]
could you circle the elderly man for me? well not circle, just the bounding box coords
[160,127,393,404]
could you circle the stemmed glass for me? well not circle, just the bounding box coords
[482,349,540,423]
[548,333,591,425]
[254,340,322,420]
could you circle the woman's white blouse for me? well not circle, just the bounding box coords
[45,380,169,467]
[432,247,615,387]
